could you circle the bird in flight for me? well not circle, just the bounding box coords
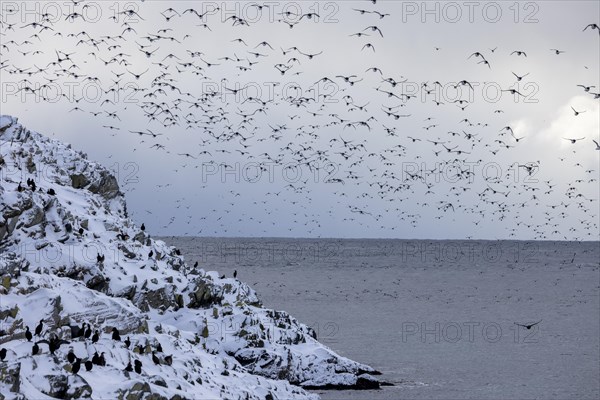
[514,320,542,330]
[512,72,529,81]
[583,23,599,34]
[577,84,595,92]
[563,137,585,144]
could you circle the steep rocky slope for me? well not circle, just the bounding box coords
[0,115,381,400]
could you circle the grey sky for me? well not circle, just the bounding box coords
[1,0,599,239]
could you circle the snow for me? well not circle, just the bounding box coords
[0,115,380,399]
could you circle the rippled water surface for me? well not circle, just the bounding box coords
[162,238,600,400]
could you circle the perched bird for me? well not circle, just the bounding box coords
[36,335,70,354]
[67,349,76,364]
[92,330,99,343]
[164,355,173,366]
[71,357,81,374]
[25,326,32,342]
[35,320,44,336]
[70,322,86,339]
[112,328,121,341]
[134,359,142,374]
[0,348,6,361]
[32,343,40,355]
[84,360,93,371]
[152,351,160,365]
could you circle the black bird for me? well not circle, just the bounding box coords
[25,326,32,342]
[583,23,599,33]
[0,348,6,361]
[515,320,542,330]
[70,322,86,339]
[112,328,121,341]
[91,330,99,343]
[134,359,142,374]
[233,270,238,278]
[84,360,93,371]
[125,361,133,372]
[152,351,160,365]
[67,350,76,364]
[97,254,105,263]
[124,337,131,348]
[164,355,173,366]
[35,320,44,336]
[71,357,81,374]
[156,342,163,353]
[36,335,70,354]
[78,227,84,235]
[137,344,145,354]
[141,223,145,231]
[47,188,56,195]
[32,343,39,355]
[92,351,101,365]
[84,325,92,339]
[99,352,106,366]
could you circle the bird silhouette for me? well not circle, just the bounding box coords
[514,320,542,330]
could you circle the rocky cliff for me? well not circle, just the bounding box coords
[0,115,381,400]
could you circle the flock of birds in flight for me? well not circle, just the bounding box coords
[0,0,599,240]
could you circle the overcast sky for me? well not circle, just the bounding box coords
[1,0,599,239]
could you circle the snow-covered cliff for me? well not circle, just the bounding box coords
[0,115,381,399]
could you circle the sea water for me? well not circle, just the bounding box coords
[164,238,599,400]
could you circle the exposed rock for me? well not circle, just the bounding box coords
[42,375,68,398]
[88,170,120,200]
[86,274,109,292]
[0,361,20,393]
[187,280,220,309]
[70,174,90,189]
[23,205,44,228]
